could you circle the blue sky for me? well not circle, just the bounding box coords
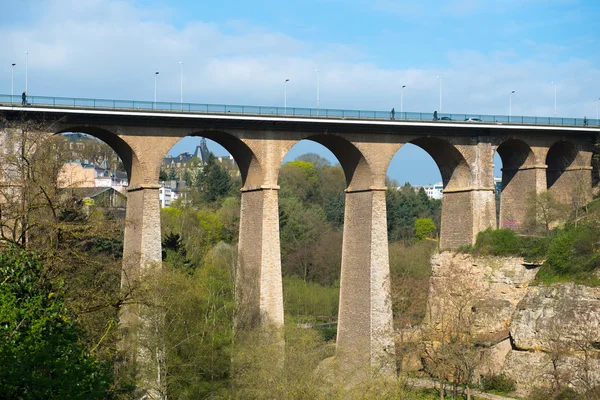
[1,0,599,184]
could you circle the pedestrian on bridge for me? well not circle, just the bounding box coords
[433,110,438,120]
[21,91,27,106]
[391,108,395,120]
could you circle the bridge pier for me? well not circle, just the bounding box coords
[440,186,496,248]
[337,188,395,380]
[548,166,593,207]
[120,185,165,399]
[499,166,544,230]
[236,185,284,330]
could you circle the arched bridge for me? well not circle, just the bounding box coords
[1,94,598,382]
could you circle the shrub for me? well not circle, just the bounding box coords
[474,228,521,256]
[481,373,516,393]
[283,276,339,319]
[556,387,582,400]
[415,218,437,241]
[538,224,600,285]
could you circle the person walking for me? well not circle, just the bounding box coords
[583,116,588,126]
[21,91,27,106]
[433,110,438,120]
[391,107,395,120]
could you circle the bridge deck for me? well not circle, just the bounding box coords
[1,94,599,130]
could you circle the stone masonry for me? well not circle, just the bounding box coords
[2,107,597,394]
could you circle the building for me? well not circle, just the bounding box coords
[159,186,178,208]
[58,160,129,192]
[412,182,444,199]
[67,187,128,209]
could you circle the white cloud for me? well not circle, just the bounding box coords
[0,0,598,120]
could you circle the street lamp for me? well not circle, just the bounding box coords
[154,71,159,109]
[25,51,28,93]
[509,90,515,122]
[284,78,289,114]
[315,69,320,111]
[437,76,442,113]
[179,61,183,106]
[11,63,16,101]
[400,85,406,117]
[551,81,557,117]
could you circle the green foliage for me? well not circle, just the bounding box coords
[324,192,345,227]
[283,276,339,319]
[198,153,233,203]
[389,241,436,328]
[414,218,437,241]
[465,222,600,285]
[279,160,321,204]
[0,247,114,399]
[536,224,600,285]
[528,386,583,400]
[232,325,426,399]
[158,245,236,399]
[481,373,516,393]
[473,228,521,256]
[386,185,441,243]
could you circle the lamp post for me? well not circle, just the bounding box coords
[25,51,28,93]
[179,61,183,106]
[11,63,16,101]
[315,69,320,112]
[400,85,406,117]
[154,71,159,109]
[284,78,289,114]
[597,97,599,122]
[437,76,442,113]
[509,90,515,122]
[551,81,557,117]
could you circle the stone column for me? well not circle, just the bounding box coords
[499,165,545,230]
[440,187,495,248]
[122,185,163,279]
[336,188,395,380]
[548,166,593,206]
[236,185,284,329]
[120,184,165,399]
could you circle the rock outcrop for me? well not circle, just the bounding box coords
[510,283,600,352]
[415,251,600,395]
[426,252,538,344]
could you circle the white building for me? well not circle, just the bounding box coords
[412,182,444,199]
[159,186,179,208]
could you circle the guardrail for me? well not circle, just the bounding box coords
[1,94,598,127]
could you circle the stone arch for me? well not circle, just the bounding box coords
[494,138,537,229]
[55,125,142,187]
[393,137,472,249]
[408,137,472,190]
[278,134,374,191]
[162,130,263,189]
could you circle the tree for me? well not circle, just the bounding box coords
[415,218,437,241]
[0,247,114,399]
[198,154,232,204]
[295,153,331,169]
[167,167,177,180]
[159,169,168,181]
[524,191,569,235]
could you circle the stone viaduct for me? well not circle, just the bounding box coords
[2,104,598,385]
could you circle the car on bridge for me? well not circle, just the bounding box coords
[440,116,452,121]
[465,117,482,122]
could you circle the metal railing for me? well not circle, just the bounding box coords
[1,94,598,127]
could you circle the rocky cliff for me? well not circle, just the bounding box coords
[414,251,600,396]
